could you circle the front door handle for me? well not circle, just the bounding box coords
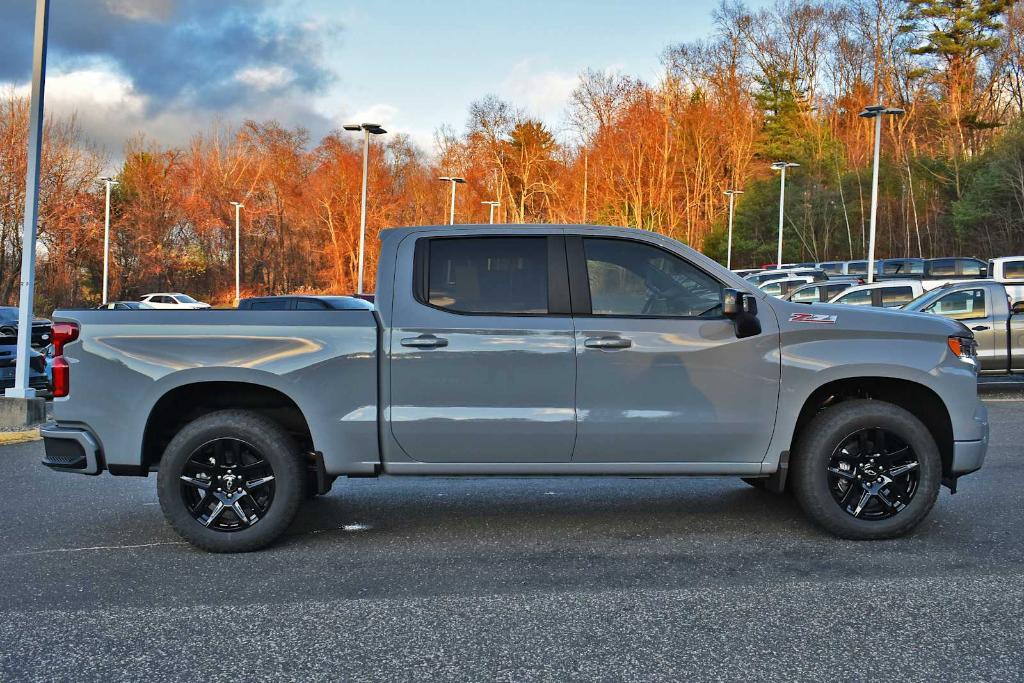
[971,325,990,332]
[584,336,632,349]
[400,334,448,348]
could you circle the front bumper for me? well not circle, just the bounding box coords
[41,424,102,475]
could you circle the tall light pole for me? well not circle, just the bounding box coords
[859,104,905,283]
[771,162,799,269]
[438,176,466,225]
[343,123,387,295]
[98,176,118,305]
[482,200,499,224]
[722,189,743,270]
[229,201,243,304]
[8,0,49,400]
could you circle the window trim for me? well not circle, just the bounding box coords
[412,234,570,318]
[566,234,727,320]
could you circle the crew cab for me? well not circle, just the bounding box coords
[828,281,924,308]
[42,225,988,552]
[903,280,1024,376]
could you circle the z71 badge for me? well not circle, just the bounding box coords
[789,312,838,324]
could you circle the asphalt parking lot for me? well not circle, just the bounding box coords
[1,396,1022,681]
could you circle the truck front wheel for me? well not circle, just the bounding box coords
[157,410,306,552]
[790,399,942,540]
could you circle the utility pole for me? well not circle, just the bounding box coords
[859,104,905,283]
[482,201,500,224]
[771,161,799,268]
[343,123,387,294]
[97,176,117,305]
[723,189,743,270]
[8,0,49,400]
[230,201,243,303]
[438,176,466,225]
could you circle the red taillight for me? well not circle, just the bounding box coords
[51,322,79,356]
[51,322,79,398]
[52,356,70,398]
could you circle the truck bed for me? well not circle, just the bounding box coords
[50,309,381,476]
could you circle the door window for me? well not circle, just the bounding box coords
[425,237,549,314]
[295,299,328,310]
[925,289,987,320]
[927,259,956,277]
[790,286,821,303]
[582,238,722,317]
[881,287,914,307]
[825,283,851,299]
[251,299,290,310]
[835,289,873,306]
[762,282,783,297]
[847,261,868,275]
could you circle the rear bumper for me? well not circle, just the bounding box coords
[41,425,102,475]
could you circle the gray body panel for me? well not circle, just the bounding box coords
[47,224,987,483]
[50,310,380,475]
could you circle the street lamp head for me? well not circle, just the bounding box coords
[771,161,799,170]
[439,176,466,183]
[859,104,906,118]
[97,176,118,185]
[230,201,243,209]
[344,123,387,134]
[452,177,466,184]
[723,189,744,196]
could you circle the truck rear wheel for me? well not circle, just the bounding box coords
[790,400,941,540]
[157,410,306,552]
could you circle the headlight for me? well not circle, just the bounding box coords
[947,335,978,367]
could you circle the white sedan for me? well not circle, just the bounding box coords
[140,293,211,309]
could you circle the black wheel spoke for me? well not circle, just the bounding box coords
[849,490,873,517]
[828,466,855,481]
[887,461,919,478]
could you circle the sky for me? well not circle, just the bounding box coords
[0,0,772,163]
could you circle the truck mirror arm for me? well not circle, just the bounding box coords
[722,288,762,339]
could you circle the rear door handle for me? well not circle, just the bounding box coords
[971,325,990,331]
[584,336,632,349]
[400,334,448,348]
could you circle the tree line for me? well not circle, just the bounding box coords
[1,0,1023,311]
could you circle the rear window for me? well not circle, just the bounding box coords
[825,283,851,298]
[1003,261,1024,280]
[847,261,868,276]
[426,237,548,314]
[881,286,915,307]
[762,282,783,296]
[819,262,844,275]
[295,299,328,310]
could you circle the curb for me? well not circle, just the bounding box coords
[0,428,42,445]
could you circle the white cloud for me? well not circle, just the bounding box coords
[499,59,580,125]
[345,103,399,127]
[102,0,174,22]
[234,66,296,91]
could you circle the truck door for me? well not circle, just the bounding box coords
[923,287,1000,372]
[567,235,780,464]
[388,233,576,463]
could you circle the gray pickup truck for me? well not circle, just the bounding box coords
[903,280,1024,375]
[43,225,989,552]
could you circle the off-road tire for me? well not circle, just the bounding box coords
[790,399,941,540]
[157,410,306,552]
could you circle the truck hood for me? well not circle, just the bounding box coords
[769,299,969,340]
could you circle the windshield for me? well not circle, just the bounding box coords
[174,294,199,303]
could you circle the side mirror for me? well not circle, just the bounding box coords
[722,288,761,339]
[1013,301,1024,315]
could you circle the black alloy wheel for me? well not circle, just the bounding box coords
[827,428,919,520]
[180,438,276,531]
